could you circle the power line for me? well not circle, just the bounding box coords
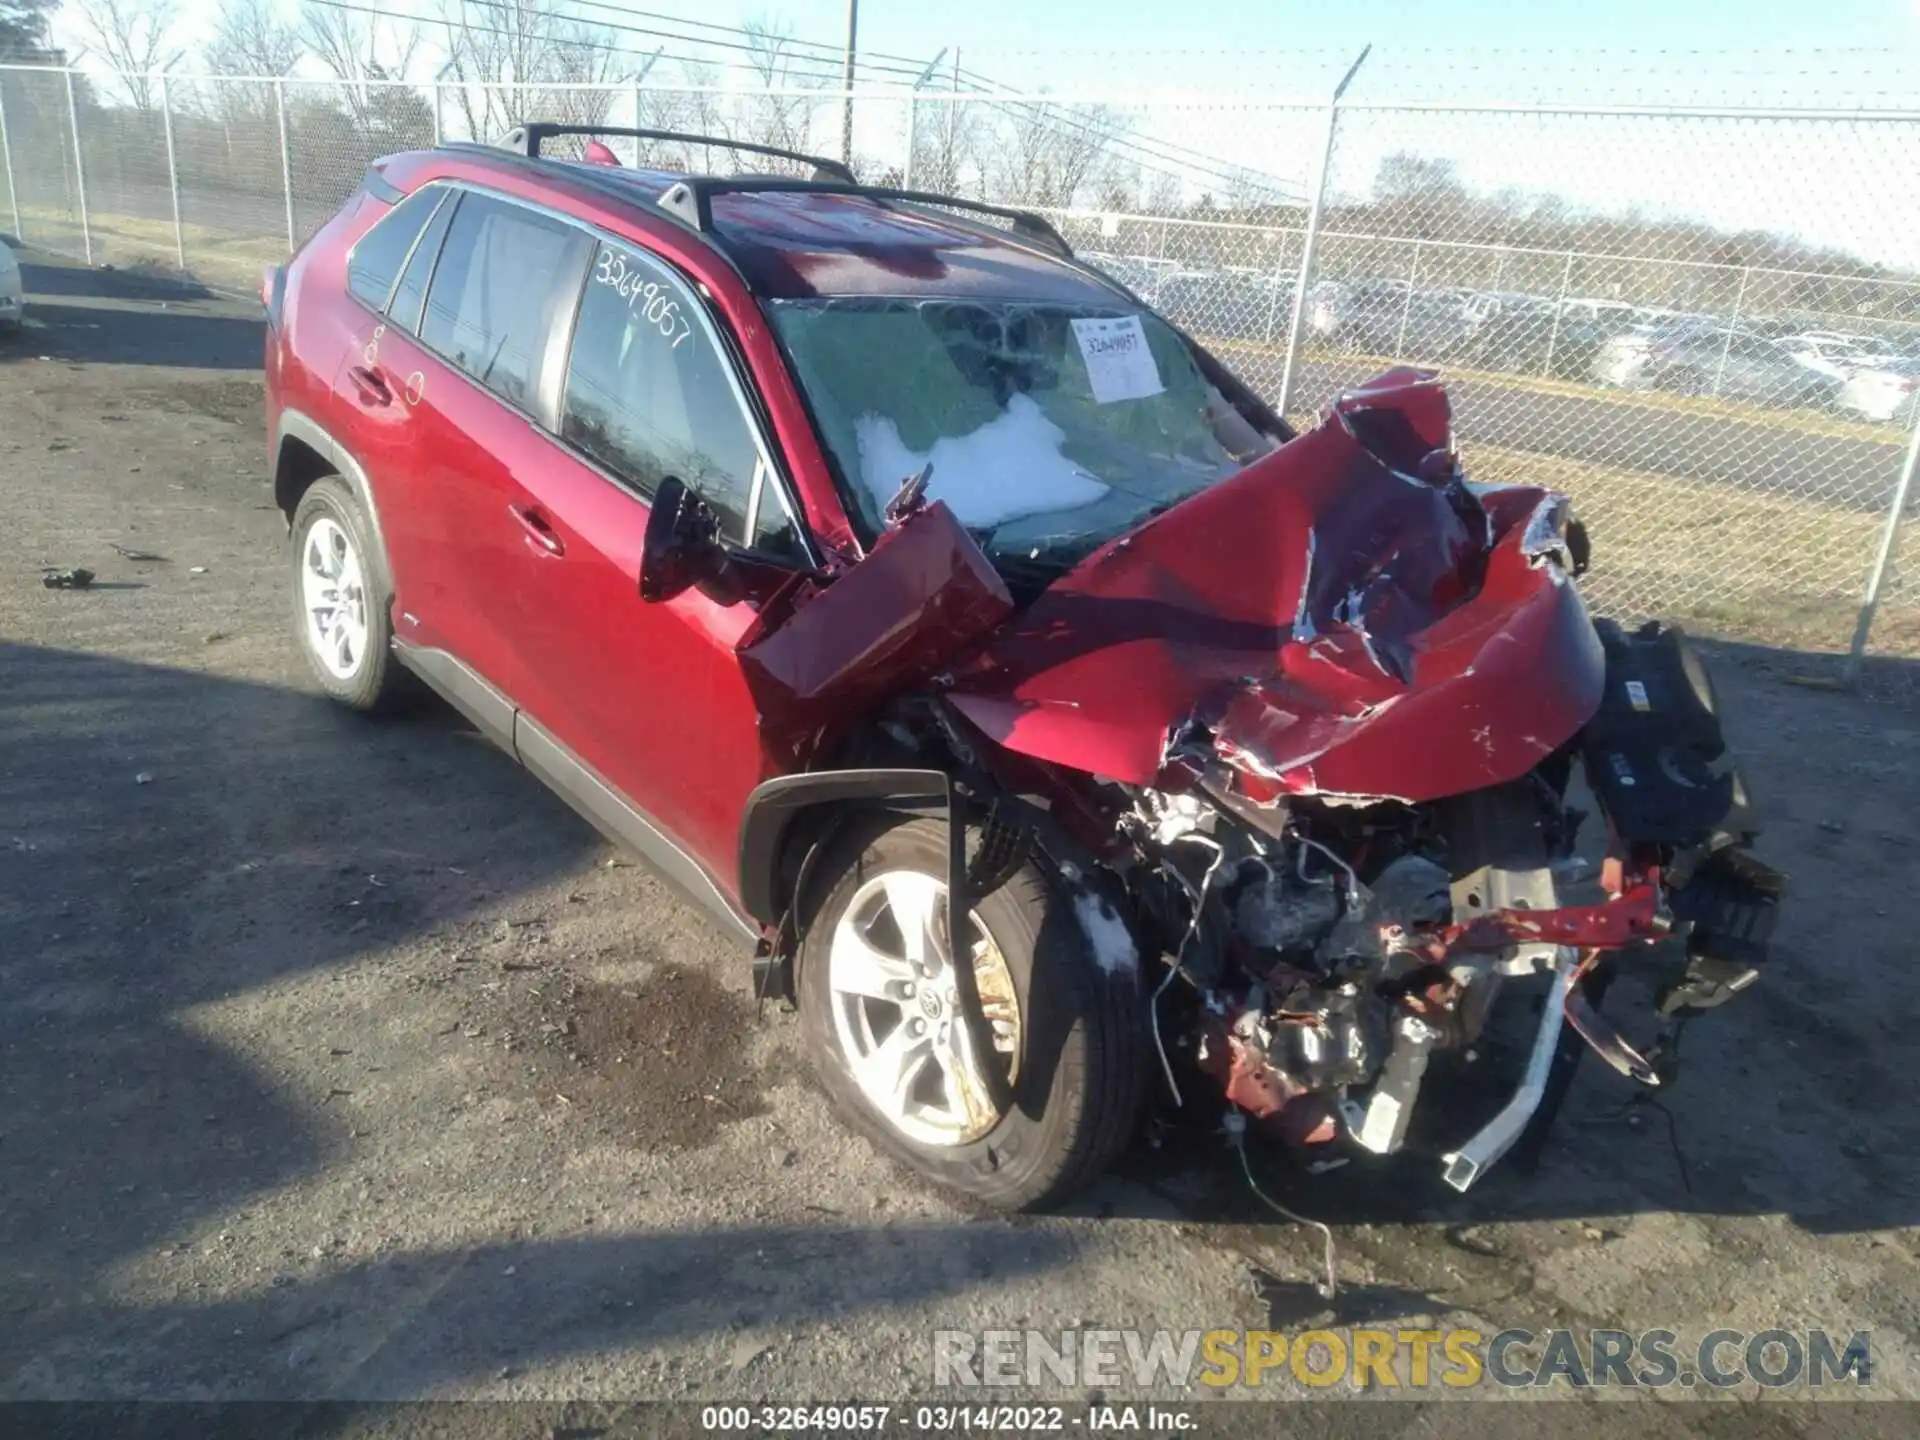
[307,0,1293,201]
[951,64,1303,202]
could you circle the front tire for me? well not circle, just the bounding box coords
[798,816,1146,1210]
[289,476,404,711]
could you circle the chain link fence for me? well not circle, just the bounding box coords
[1,65,1915,686]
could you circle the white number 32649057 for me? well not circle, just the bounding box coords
[593,247,693,349]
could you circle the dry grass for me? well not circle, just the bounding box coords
[1467,440,1916,659]
[15,205,282,295]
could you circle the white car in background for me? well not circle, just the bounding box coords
[1778,331,1895,381]
[0,239,23,332]
[1836,357,1920,425]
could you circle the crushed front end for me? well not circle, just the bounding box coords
[930,369,1787,1189]
[1110,622,1785,1190]
[742,360,1784,1195]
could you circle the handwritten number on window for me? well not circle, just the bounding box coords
[592,246,693,349]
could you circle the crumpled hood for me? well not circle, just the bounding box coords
[947,371,1606,804]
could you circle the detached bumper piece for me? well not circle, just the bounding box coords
[1662,848,1786,1015]
[1578,619,1786,1016]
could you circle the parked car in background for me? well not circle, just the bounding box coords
[1310,278,1487,359]
[0,239,23,332]
[1777,331,1896,381]
[1836,356,1920,425]
[1153,267,1290,343]
[1592,324,1842,408]
[1468,295,1638,380]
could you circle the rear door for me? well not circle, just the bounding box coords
[500,234,809,885]
[363,189,593,709]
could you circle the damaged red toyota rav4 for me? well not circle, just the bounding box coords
[264,124,1785,1210]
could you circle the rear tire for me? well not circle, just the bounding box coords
[289,476,406,712]
[798,815,1146,1210]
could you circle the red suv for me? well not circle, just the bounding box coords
[266,125,1781,1211]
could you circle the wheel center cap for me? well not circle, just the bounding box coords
[919,989,943,1020]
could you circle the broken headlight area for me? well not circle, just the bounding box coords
[1106,625,1782,1192]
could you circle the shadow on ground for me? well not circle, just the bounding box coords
[0,257,261,370]
[0,640,1081,1396]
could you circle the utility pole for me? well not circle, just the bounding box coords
[840,0,858,167]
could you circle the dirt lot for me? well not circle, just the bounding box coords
[2,251,1917,1426]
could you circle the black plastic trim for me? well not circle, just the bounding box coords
[391,639,515,753]
[363,166,405,204]
[736,768,951,926]
[516,714,758,944]
[655,176,1073,258]
[501,123,856,185]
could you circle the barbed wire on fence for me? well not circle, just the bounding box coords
[0,62,1914,686]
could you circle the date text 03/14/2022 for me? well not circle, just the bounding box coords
[698,1404,1198,1432]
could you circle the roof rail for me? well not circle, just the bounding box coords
[654,177,1074,259]
[496,123,856,185]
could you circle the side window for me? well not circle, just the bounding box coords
[347,186,445,311]
[387,188,459,335]
[561,240,797,556]
[420,193,592,410]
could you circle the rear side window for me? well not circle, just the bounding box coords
[346,186,446,311]
[386,188,459,335]
[561,239,796,555]
[420,193,592,410]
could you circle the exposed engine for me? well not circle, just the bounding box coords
[1114,620,1785,1191]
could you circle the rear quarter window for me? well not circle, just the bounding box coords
[346,186,447,311]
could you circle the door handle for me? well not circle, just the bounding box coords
[347,364,392,406]
[509,503,566,557]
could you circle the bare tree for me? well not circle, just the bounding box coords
[204,0,298,78]
[302,4,421,133]
[437,0,620,144]
[635,57,731,169]
[739,17,825,162]
[1,0,58,60]
[912,84,976,195]
[987,97,1128,208]
[70,0,183,109]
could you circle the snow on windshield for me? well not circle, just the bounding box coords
[854,392,1111,529]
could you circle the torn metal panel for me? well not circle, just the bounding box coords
[737,499,1013,764]
[947,370,1602,803]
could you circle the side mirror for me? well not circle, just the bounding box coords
[639,476,736,604]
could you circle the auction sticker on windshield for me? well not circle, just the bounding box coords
[1072,315,1164,404]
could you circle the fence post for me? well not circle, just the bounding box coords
[1393,239,1422,360]
[1260,230,1293,345]
[1845,407,1920,686]
[160,73,184,270]
[0,72,20,241]
[1277,44,1369,420]
[1711,265,1750,396]
[1541,251,1575,378]
[902,91,917,190]
[65,67,92,265]
[275,78,295,252]
[433,82,443,145]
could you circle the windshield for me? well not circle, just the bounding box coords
[769,296,1278,582]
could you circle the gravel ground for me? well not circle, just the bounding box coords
[1,251,1916,1429]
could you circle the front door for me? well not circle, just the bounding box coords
[500,234,808,890]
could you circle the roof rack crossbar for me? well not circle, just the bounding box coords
[653,177,1074,258]
[499,123,855,185]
